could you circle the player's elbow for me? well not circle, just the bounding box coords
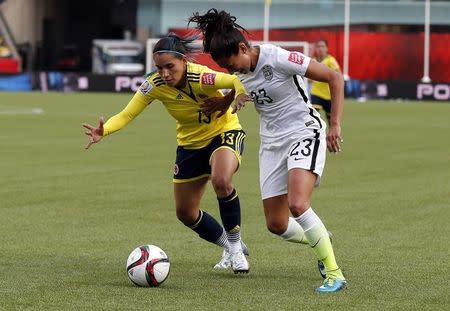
[329,70,344,89]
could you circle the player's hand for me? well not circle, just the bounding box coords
[82,117,104,149]
[200,95,233,118]
[231,94,253,114]
[326,124,343,153]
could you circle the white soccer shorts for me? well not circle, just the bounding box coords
[259,129,327,200]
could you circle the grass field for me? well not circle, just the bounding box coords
[0,92,449,310]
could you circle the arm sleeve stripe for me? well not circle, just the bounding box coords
[293,75,309,103]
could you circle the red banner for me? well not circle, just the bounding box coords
[0,58,21,74]
[173,28,450,82]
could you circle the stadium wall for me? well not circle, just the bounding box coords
[1,72,449,102]
[152,0,450,33]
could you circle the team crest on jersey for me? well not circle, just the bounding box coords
[262,65,273,81]
[201,73,216,85]
[176,93,183,100]
[288,52,304,65]
[139,80,153,95]
[138,80,153,95]
[173,164,179,175]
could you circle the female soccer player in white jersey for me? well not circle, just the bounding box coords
[82,34,250,273]
[190,9,347,292]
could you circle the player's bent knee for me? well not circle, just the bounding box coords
[266,220,288,236]
[288,201,310,217]
[175,207,198,226]
[211,175,233,196]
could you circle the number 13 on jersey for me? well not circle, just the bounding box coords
[221,132,235,145]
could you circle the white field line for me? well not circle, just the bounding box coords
[0,108,44,115]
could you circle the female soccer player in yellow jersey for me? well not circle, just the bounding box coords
[190,9,346,292]
[82,33,250,273]
[310,39,341,125]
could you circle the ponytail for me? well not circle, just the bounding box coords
[188,9,249,61]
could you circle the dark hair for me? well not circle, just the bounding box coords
[188,8,249,61]
[317,39,328,47]
[153,33,198,59]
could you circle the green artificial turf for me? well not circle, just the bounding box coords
[0,92,449,310]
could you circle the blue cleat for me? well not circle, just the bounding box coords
[315,276,347,293]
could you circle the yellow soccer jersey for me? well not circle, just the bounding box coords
[103,62,246,149]
[310,55,341,100]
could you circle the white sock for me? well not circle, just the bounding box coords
[295,207,324,231]
[215,230,230,249]
[227,233,241,253]
[280,217,309,244]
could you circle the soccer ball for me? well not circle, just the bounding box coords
[126,244,170,287]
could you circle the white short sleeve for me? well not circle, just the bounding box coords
[275,47,311,77]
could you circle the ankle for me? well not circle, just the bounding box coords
[327,268,344,279]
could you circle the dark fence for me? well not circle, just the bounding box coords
[1,72,449,101]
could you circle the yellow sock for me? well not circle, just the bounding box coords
[295,208,344,279]
[311,232,344,278]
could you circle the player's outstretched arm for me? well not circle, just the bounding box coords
[305,60,344,153]
[82,117,104,149]
[82,88,153,149]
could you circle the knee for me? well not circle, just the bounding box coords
[288,200,310,217]
[175,206,198,226]
[211,175,233,197]
[266,219,288,236]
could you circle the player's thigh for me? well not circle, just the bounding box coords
[173,177,209,222]
[286,131,326,216]
[173,145,211,183]
[263,194,290,234]
[287,130,326,182]
[259,143,289,200]
[209,129,245,186]
[210,148,239,183]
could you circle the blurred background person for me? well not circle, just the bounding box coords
[310,39,341,125]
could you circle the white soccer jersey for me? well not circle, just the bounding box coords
[237,44,325,144]
[237,44,328,199]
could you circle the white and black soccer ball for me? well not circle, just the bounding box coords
[126,245,170,287]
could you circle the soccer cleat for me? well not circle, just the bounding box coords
[241,241,249,256]
[315,276,347,293]
[213,241,249,271]
[230,251,249,274]
[317,231,333,279]
[213,249,231,270]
